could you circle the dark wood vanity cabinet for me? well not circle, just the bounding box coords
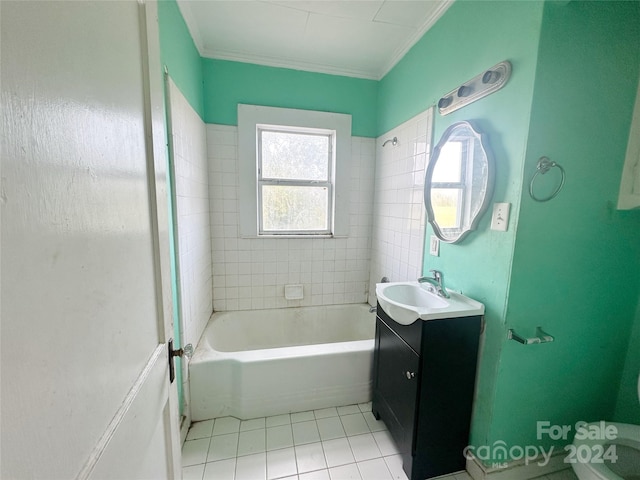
[372,303,482,480]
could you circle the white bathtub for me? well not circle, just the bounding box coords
[189,304,375,421]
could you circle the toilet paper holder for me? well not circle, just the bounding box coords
[508,327,554,345]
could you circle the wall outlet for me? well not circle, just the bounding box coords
[429,235,440,256]
[490,203,510,231]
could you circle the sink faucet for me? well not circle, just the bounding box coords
[418,270,450,298]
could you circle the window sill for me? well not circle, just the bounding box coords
[240,234,347,239]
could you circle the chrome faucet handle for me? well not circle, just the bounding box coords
[427,270,450,298]
[429,269,443,283]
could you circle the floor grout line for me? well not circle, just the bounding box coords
[183,403,402,478]
[183,402,478,480]
[182,411,579,480]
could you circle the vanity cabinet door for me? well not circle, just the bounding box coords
[412,316,482,479]
[373,318,420,463]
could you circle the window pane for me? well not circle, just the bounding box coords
[432,141,463,183]
[261,131,329,181]
[431,188,462,228]
[262,185,328,232]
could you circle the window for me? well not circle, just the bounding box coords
[430,140,465,229]
[430,136,480,233]
[258,127,333,235]
[238,105,351,237]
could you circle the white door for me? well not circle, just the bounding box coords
[1,1,181,479]
[617,78,640,209]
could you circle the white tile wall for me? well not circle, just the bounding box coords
[368,109,433,305]
[207,124,375,311]
[169,79,213,413]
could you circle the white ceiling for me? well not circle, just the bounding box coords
[177,0,454,80]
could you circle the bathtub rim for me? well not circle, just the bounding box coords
[192,302,376,359]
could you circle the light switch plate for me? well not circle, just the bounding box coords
[490,203,510,231]
[429,235,440,256]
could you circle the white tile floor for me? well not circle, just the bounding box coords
[181,402,579,480]
[182,402,473,480]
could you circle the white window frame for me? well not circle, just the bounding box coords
[238,104,352,238]
[430,139,469,231]
[257,126,334,235]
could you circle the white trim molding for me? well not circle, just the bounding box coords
[237,104,352,238]
[378,0,455,79]
[617,78,640,209]
[175,0,454,80]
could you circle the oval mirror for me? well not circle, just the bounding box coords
[424,121,494,243]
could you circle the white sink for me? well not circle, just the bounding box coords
[375,281,484,325]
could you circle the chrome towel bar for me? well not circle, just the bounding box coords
[508,326,554,345]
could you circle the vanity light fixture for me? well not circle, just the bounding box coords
[438,61,512,115]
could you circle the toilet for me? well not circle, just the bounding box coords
[571,374,640,480]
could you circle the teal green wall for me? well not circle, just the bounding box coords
[496,1,640,453]
[377,1,543,138]
[201,59,379,137]
[158,0,204,118]
[379,0,545,450]
[381,0,640,461]
[157,0,378,136]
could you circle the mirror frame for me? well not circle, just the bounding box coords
[424,120,494,244]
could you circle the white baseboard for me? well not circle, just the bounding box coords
[466,451,573,480]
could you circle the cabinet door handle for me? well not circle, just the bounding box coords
[405,371,415,379]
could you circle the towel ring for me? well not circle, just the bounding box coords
[529,157,565,202]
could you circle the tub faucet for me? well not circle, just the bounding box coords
[418,270,450,298]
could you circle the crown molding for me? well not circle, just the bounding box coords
[176,0,205,54]
[378,0,454,79]
[200,48,380,80]
[176,0,454,81]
